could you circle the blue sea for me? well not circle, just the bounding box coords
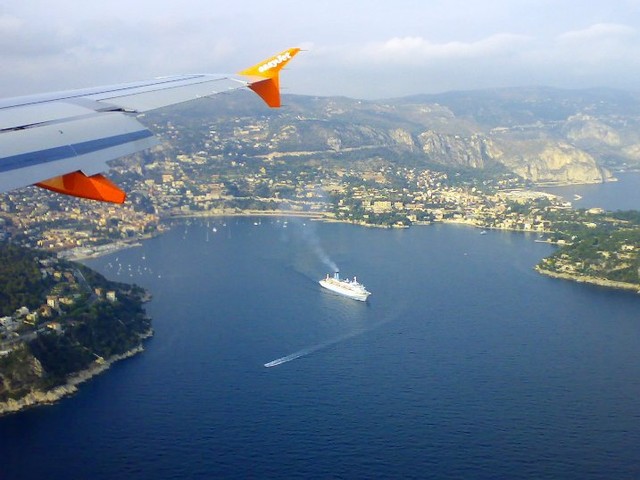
[542,171,640,211]
[2,178,640,479]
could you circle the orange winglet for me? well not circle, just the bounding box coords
[246,77,281,108]
[239,48,301,108]
[36,171,126,204]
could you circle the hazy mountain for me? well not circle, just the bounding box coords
[147,87,640,185]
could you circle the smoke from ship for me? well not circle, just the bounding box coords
[278,184,339,272]
[287,215,339,273]
[307,228,339,273]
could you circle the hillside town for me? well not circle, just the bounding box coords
[0,148,565,253]
[0,108,638,290]
[0,102,639,419]
[0,254,121,349]
[0,240,152,413]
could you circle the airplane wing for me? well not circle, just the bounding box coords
[0,48,300,203]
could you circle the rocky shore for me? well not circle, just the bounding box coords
[0,330,153,416]
[535,266,640,293]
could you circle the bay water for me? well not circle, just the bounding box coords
[542,171,640,211]
[1,179,640,479]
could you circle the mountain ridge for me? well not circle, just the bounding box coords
[146,86,640,185]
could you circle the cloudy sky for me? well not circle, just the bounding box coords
[3,0,640,99]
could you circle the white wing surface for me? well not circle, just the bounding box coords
[0,48,300,203]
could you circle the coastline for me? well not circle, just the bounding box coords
[65,210,640,299]
[165,209,330,220]
[60,240,142,261]
[59,234,161,261]
[0,329,153,416]
[5,213,636,416]
[535,266,640,293]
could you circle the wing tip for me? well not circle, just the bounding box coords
[239,48,301,78]
[239,48,301,108]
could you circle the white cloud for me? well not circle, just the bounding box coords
[359,33,532,64]
[3,1,640,99]
[0,14,21,30]
[547,23,640,68]
[557,23,636,42]
[0,14,74,56]
[286,21,640,98]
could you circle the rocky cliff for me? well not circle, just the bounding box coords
[0,345,45,403]
[151,87,640,185]
[495,140,612,184]
[417,132,498,169]
[411,131,609,183]
[0,343,147,415]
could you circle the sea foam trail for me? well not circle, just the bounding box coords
[264,318,393,368]
[264,333,356,368]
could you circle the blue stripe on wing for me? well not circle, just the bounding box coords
[0,130,154,173]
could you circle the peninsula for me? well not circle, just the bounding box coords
[0,243,152,415]
[2,88,640,414]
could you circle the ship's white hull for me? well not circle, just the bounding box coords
[319,279,370,301]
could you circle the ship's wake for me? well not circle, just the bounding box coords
[263,346,322,367]
[264,316,396,368]
[264,330,361,368]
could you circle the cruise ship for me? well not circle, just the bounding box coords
[319,272,371,302]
